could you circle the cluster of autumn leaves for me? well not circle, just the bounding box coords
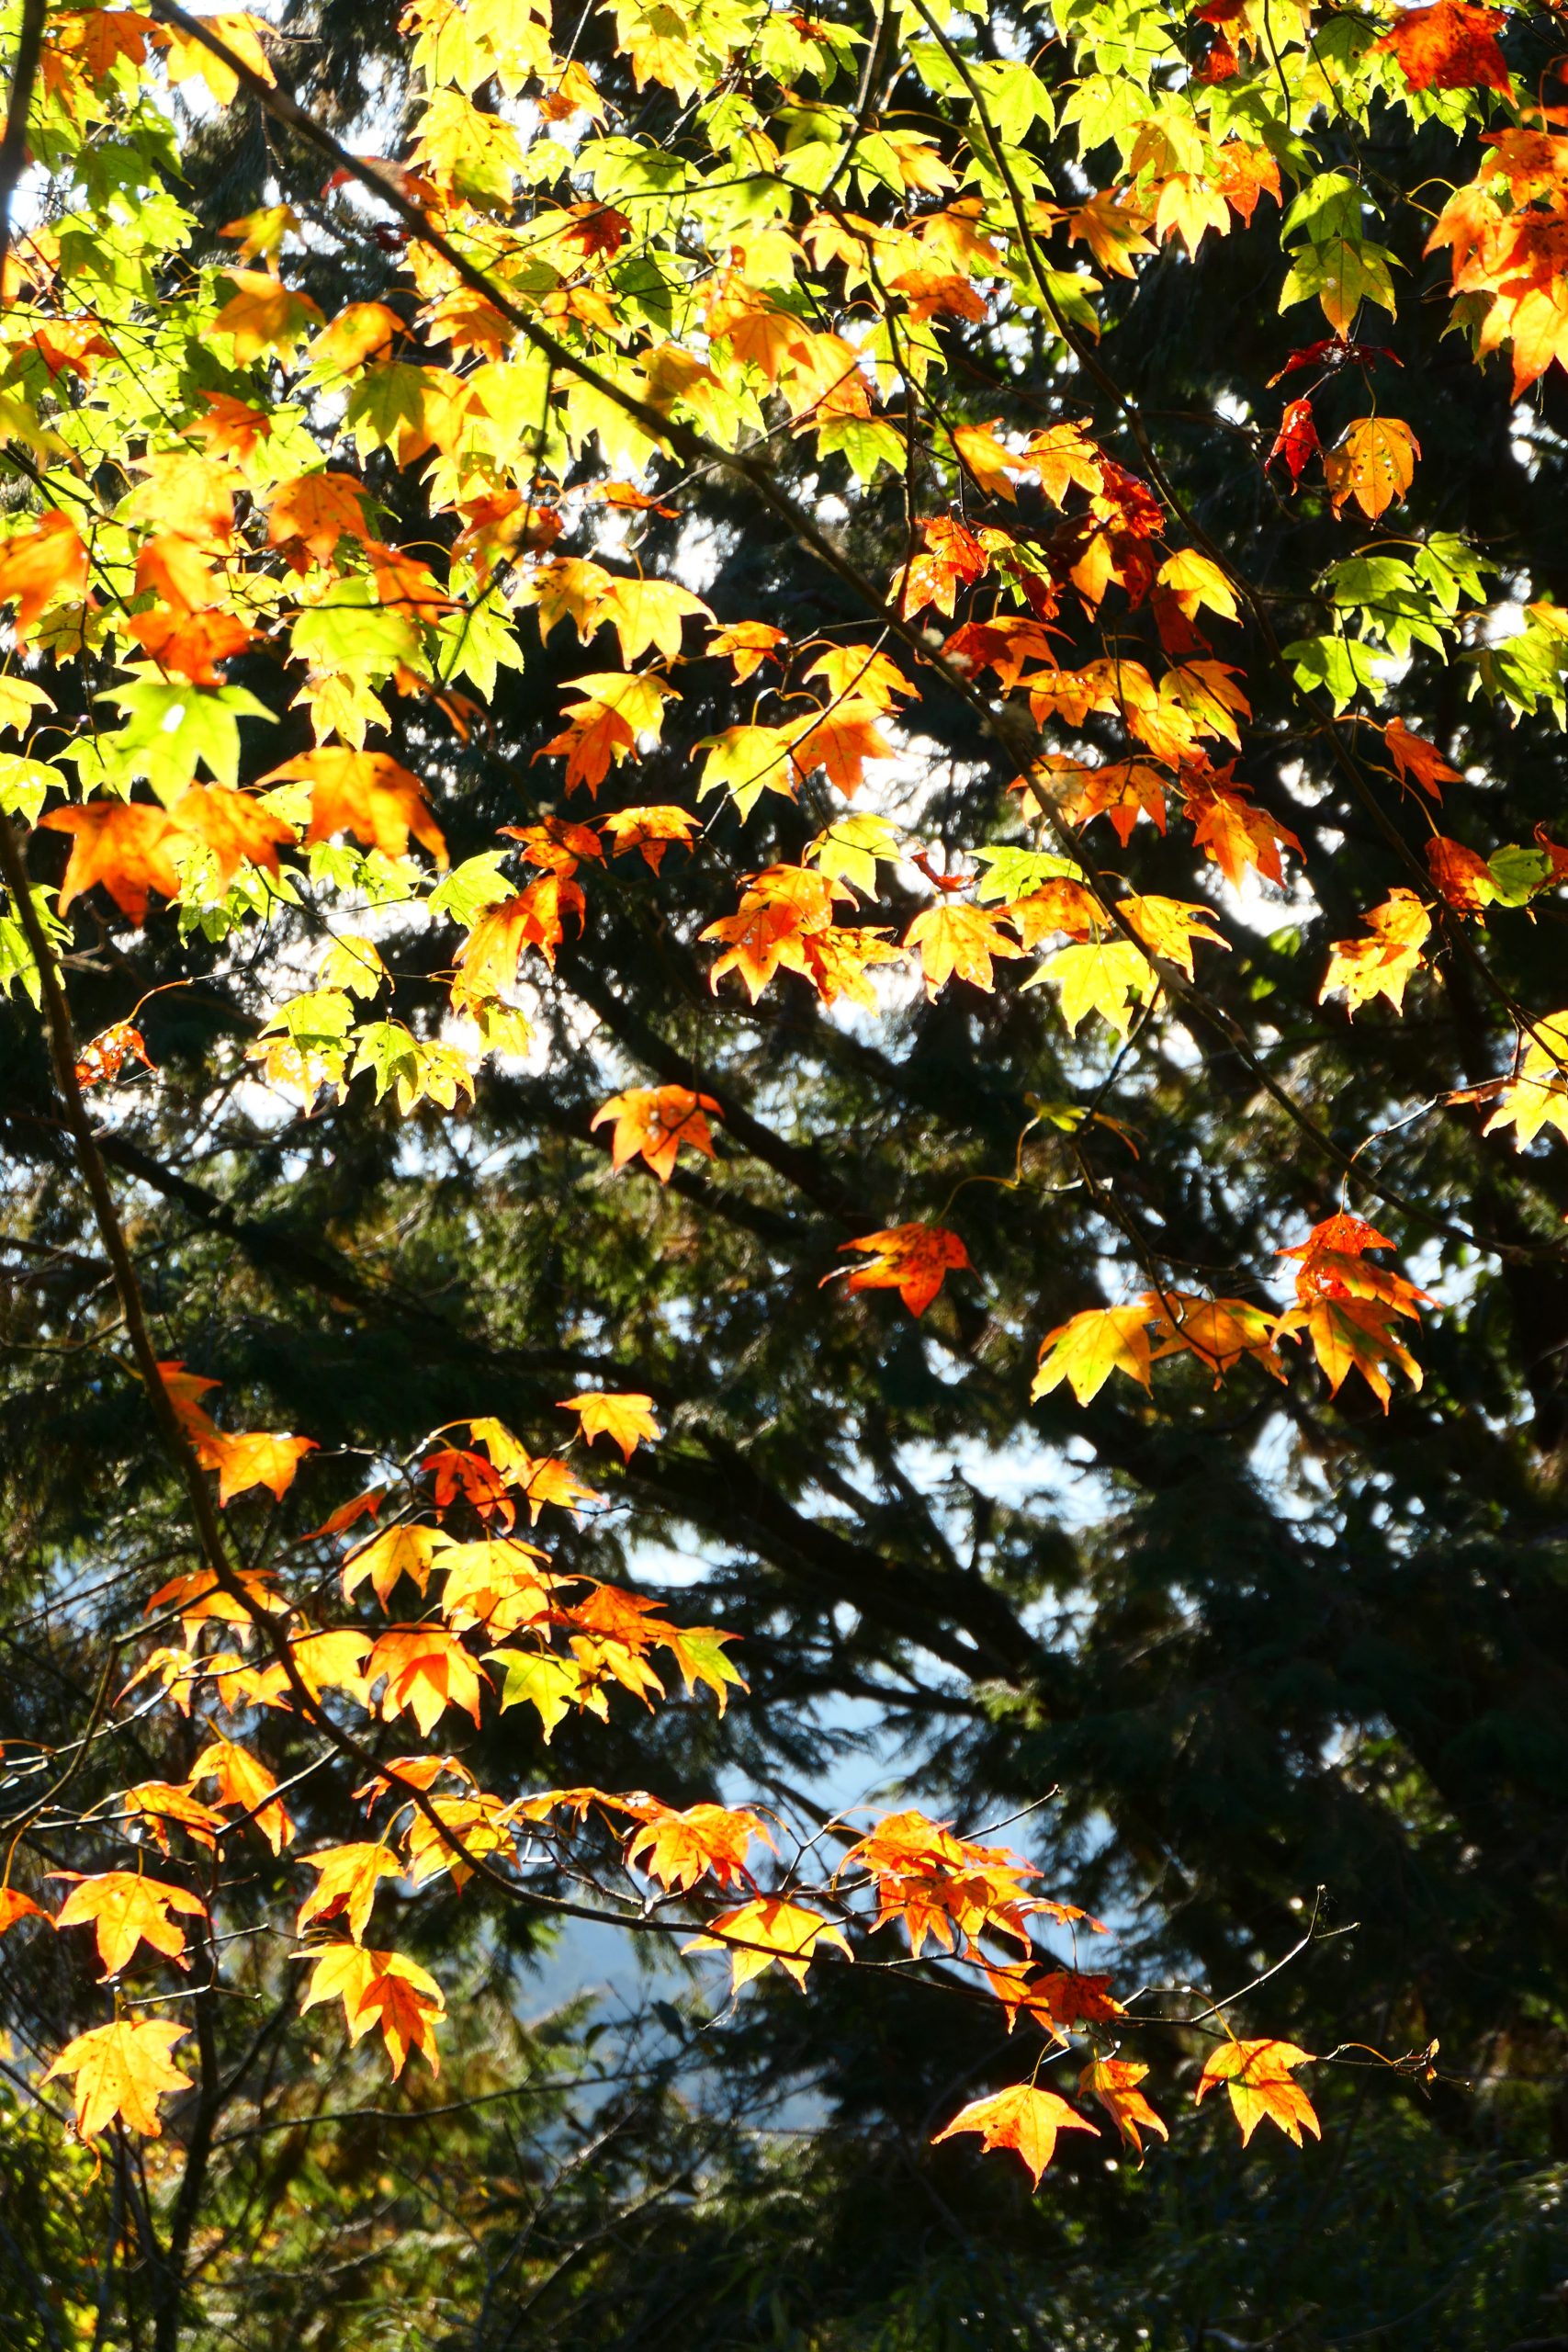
[6,0,1568,2193]
[6,1362,1321,2178]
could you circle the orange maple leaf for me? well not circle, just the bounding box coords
[933,2084,1100,2188]
[190,1736,295,1851]
[74,1020,154,1088]
[828,1224,971,1317]
[1425,833,1498,915]
[367,1626,489,1736]
[1373,0,1510,92]
[1383,717,1461,800]
[556,1390,660,1462]
[591,1085,721,1181]
[0,1887,51,1935]
[1323,416,1420,521]
[265,470,372,562]
[192,1426,317,1505]
[790,701,894,797]
[40,801,182,922]
[1079,2057,1168,2157]
[597,804,700,872]
[0,510,87,641]
[897,515,989,618]
[299,1942,445,2077]
[263,747,447,867]
[1195,2038,1320,2145]
[42,2018,193,2139]
[626,1801,773,1892]
[213,269,323,363]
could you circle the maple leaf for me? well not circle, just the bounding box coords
[1320,888,1432,1015]
[437,1536,553,1640]
[557,1390,660,1462]
[701,899,812,1001]
[840,1810,1039,1956]
[265,471,372,561]
[1030,1967,1122,2021]
[114,1781,226,1851]
[1426,833,1499,914]
[263,748,447,868]
[40,802,182,922]
[213,269,323,362]
[343,1521,448,1609]
[1184,770,1303,890]
[791,702,895,797]
[190,1736,295,1851]
[1384,718,1461,800]
[827,1225,971,1317]
[1280,1295,1425,1408]
[597,804,700,872]
[1034,939,1157,1036]
[1324,417,1420,521]
[51,1870,207,1977]
[0,1887,51,1935]
[1032,1305,1155,1407]
[1196,2038,1321,2145]
[75,1020,154,1088]
[906,902,1024,999]
[897,516,989,618]
[42,2018,193,2139]
[1146,1294,1287,1385]
[367,1626,489,1735]
[286,1630,374,1705]
[1483,1012,1568,1148]
[160,9,276,104]
[1372,0,1510,93]
[1067,192,1156,277]
[802,645,916,711]
[707,620,788,680]
[1268,395,1320,483]
[296,1842,403,1942]
[1079,2058,1169,2157]
[626,1802,773,1893]
[194,1427,318,1505]
[596,576,712,664]
[299,1942,445,2077]
[684,1896,852,1991]
[660,1622,747,1712]
[1118,895,1228,980]
[695,722,800,818]
[0,511,87,642]
[591,1086,721,1182]
[933,2085,1100,2188]
[488,1645,599,1738]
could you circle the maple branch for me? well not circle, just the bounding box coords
[0,822,236,1578]
[0,0,45,302]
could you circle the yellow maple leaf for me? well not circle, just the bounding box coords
[51,1870,207,1977]
[556,1390,660,1463]
[1032,1304,1155,1408]
[683,1896,852,1991]
[43,2018,193,2139]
